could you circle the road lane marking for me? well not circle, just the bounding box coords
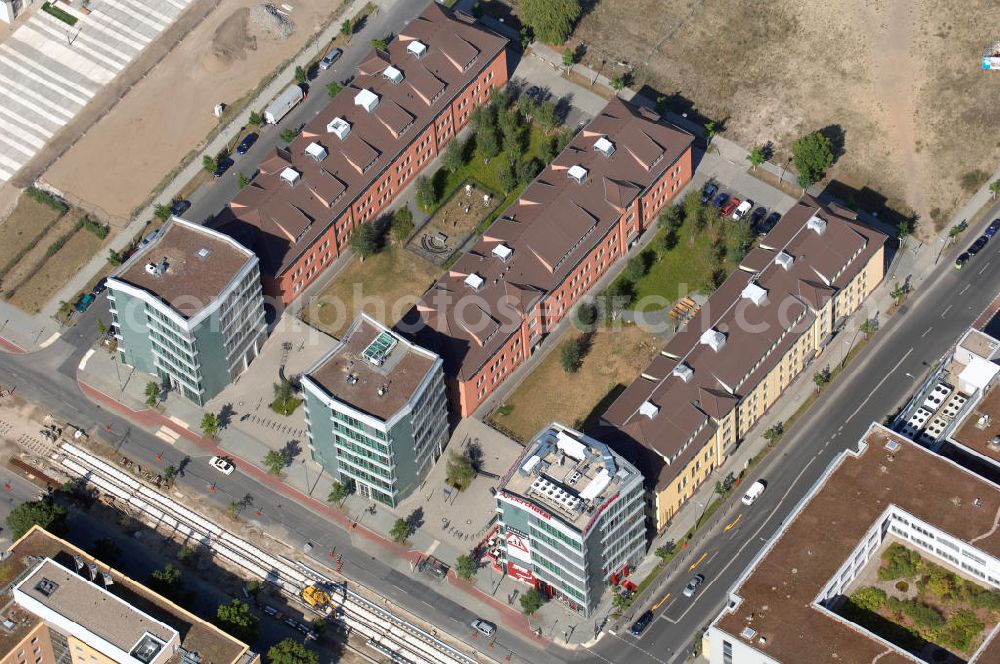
[960,284,971,295]
[921,326,933,338]
[78,349,94,370]
[607,633,668,664]
[652,592,671,610]
[688,552,708,572]
[847,347,912,422]
[941,304,952,317]
[38,332,60,349]
[724,514,742,531]
[979,261,991,275]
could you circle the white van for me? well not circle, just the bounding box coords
[742,480,766,505]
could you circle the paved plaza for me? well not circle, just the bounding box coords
[0,0,194,182]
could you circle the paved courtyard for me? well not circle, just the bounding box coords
[0,0,195,182]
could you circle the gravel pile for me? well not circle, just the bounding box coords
[249,3,295,39]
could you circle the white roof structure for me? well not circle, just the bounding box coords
[354,88,380,112]
[700,328,727,352]
[407,40,427,58]
[327,117,351,140]
[593,137,615,157]
[491,243,513,261]
[959,356,1000,393]
[775,250,794,270]
[567,164,589,183]
[305,142,328,161]
[639,400,660,419]
[579,468,612,501]
[464,272,485,291]
[673,362,693,382]
[383,65,404,84]
[556,430,587,460]
[741,281,768,305]
[280,167,300,186]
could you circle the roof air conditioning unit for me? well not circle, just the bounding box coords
[327,117,351,140]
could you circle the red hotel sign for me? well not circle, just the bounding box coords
[500,492,551,520]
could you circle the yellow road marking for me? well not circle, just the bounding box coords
[689,552,708,572]
[724,514,742,532]
[652,593,670,610]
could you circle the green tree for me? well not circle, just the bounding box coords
[575,302,597,328]
[415,175,437,211]
[350,223,381,259]
[201,412,219,438]
[390,518,410,543]
[327,479,355,505]
[237,173,250,189]
[272,379,298,415]
[791,131,834,188]
[520,0,580,44]
[533,101,558,133]
[280,127,300,144]
[897,219,912,244]
[763,422,784,443]
[612,586,630,611]
[248,111,263,127]
[442,139,465,173]
[683,190,703,226]
[476,124,500,163]
[268,639,317,664]
[163,465,177,486]
[391,205,414,242]
[610,75,625,92]
[294,66,306,85]
[990,179,1000,200]
[890,281,906,305]
[340,19,351,38]
[813,366,831,390]
[144,381,161,407]
[725,219,754,263]
[326,81,343,98]
[455,554,477,581]
[215,598,259,644]
[107,249,124,266]
[202,155,217,173]
[6,500,68,539]
[497,160,518,193]
[96,319,108,337]
[446,451,475,490]
[371,37,389,51]
[746,146,766,171]
[654,541,676,561]
[519,587,544,615]
[153,204,171,221]
[859,318,877,339]
[851,587,888,612]
[704,121,717,144]
[263,450,289,475]
[560,338,582,373]
[655,95,667,114]
[148,563,183,600]
[562,47,574,67]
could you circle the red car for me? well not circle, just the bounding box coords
[721,197,741,217]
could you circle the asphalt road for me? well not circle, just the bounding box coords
[184,0,432,225]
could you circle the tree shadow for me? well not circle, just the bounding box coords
[554,94,574,125]
[280,440,302,462]
[351,15,368,34]
[466,440,483,472]
[819,124,847,163]
[218,403,235,430]
[176,455,191,477]
[406,507,424,532]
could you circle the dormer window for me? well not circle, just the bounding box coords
[673,363,693,382]
[807,213,826,235]
[775,251,794,271]
[567,165,588,184]
[383,65,404,84]
[354,88,380,112]
[304,142,328,162]
[639,400,659,419]
[492,243,513,262]
[741,281,768,305]
[594,137,615,157]
[327,117,351,140]
[407,40,427,59]
[700,328,726,352]
[280,167,301,186]
[464,272,485,291]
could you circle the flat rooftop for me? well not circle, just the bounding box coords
[0,526,250,664]
[305,314,439,421]
[953,378,1000,465]
[714,426,1000,663]
[499,423,640,532]
[112,218,253,319]
[16,558,176,656]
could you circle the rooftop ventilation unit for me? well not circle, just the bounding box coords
[305,142,328,161]
[885,439,900,452]
[741,626,757,640]
[775,251,794,270]
[492,243,513,262]
[567,164,589,184]
[327,117,351,140]
[144,258,169,277]
[593,137,615,157]
[673,363,694,382]
[807,213,827,235]
[639,400,659,419]
[700,328,727,352]
[464,272,485,291]
[407,40,427,58]
[280,167,301,186]
[196,247,211,259]
[742,281,768,305]
[34,578,58,597]
[362,331,397,366]
[383,65,404,84]
[354,88,380,113]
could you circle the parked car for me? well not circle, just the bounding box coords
[955,252,970,270]
[209,456,235,475]
[235,133,258,155]
[629,611,654,636]
[74,293,95,313]
[169,199,191,216]
[749,206,767,228]
[213,157,234,178]
[732,200,753,220]
[682,574,705,598]
[742,479,767,505]
[319,47,343,70]
[721,198,741,217]
[91,277,107,295]
[471,619,496,637]
[986,219,1000,238]
[968,235,989,256]
[700,182,718,204]
[711,192,730,208]
[760,211,782,235]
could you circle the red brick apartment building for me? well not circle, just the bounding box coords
[405,98,694,417]
[219,4,508,304]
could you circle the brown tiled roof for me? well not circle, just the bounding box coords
[407,98,694,379]
[304,315,439,421]
[111,218,254,318]
[713,426,1000,663]
[218,4,507,277]
[603,196,886,472]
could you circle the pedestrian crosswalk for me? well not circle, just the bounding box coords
[0,0,195,184]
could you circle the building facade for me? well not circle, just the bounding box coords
[409,98,694,417]
[107,218,267,406]
[602,197,886,532]
[301,314,448,506]
[219,4,509,304]
[496,423,646,617]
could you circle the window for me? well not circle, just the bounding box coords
[722,640,733,664]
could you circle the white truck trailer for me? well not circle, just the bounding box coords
[264,85,304,125]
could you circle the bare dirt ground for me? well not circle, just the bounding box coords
[8,225,108,313]
[571,0,1000,233]
[44,0,344,220]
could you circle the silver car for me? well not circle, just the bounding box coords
[683,574,705,598]
[471,618,496,637]
[319,48,343,70]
